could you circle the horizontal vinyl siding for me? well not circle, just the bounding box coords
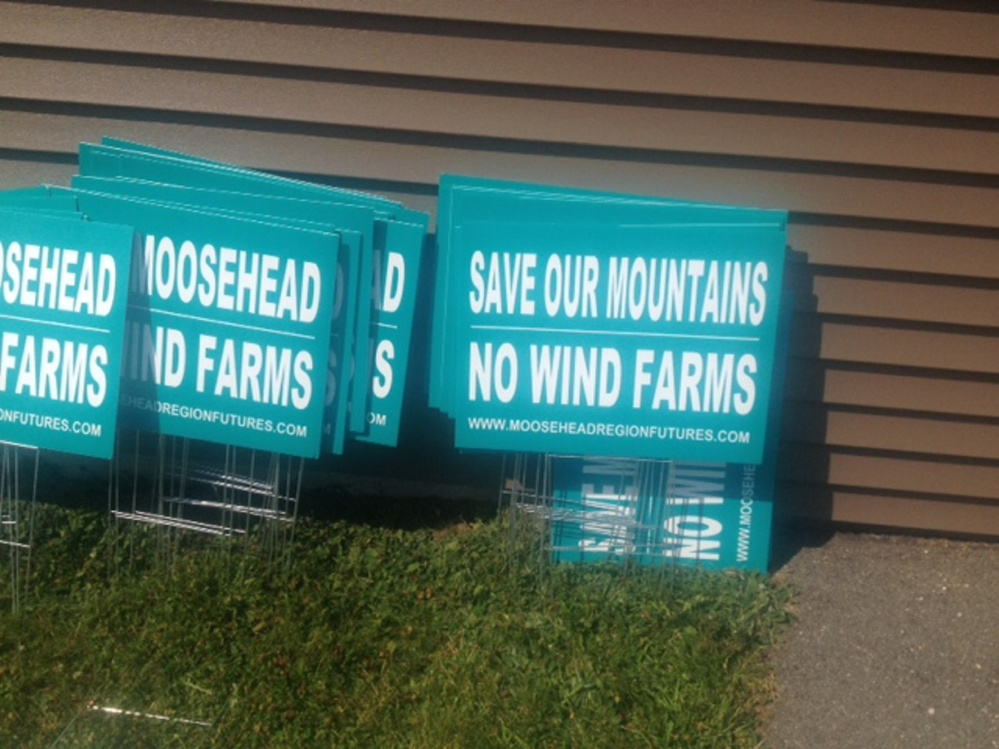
[1,0,996,536]
[205,0,999,59]
[784,361,999,419]
[5,2,999,118]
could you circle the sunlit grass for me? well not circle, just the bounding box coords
[0,504,793,747]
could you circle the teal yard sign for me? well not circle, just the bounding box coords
[433,176,791,571]
[71,139,429,453]
[0,137,427,459]
[0,209,133,459]
[550,456,777,572]
[358,220,426,446]
[452,222,784,464]
[67,191,338,459]
[433,176,788,466]
[1,141,792,570]
[547,291,791,573]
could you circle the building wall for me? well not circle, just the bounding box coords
[2,0,997,535]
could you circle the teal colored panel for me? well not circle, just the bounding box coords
[355,221,425,446]
[74,144,430,451]
[97,138,402,208]
[432,175,784,417]
[0,188,80,213]
[449,221,786,464]
[550,453,776,572]
[67,192,337,459]
[551,293,794,572]
[62,180,366,454]
[0,209,134,459]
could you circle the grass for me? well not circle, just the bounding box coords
[0,502,793,748]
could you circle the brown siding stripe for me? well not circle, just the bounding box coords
[781,486,999,537]
[787,225,999,280]
[791,318,999,374]
[778,446,999,501]
[205,0,999,60]
[2,34,998,173]
[2,102,997,231]
[0,152,76,189]
[1,17,996,122]
[784,361,999,419]
[786,273,999,328]
[782,406,999,461]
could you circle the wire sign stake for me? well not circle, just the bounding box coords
[0,442,38,613]
[109,430,303,573]
[501,453,700,575]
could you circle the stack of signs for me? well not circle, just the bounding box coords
[1,139,428,461]
[0,190,134,459]
[432,175,790,570]
[548,297,792,572]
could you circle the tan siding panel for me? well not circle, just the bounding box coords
[788,274,999,328]
[783,361,999,419]
[783,486,999,537]
[792,318,999,374]
[787,225,999,281]
[8,108,998,281]
[204,0,999,60]
[778,446,999,501]
[0,153,75,189]
[3,7,999,125]
[0,51,996,177]
[2,104,998,232]
[782,406,999,461]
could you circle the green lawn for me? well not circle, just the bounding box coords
[0,504,793,748]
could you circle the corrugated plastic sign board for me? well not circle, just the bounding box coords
[449,220,786,464]
[79,141,429,449]
[356,219,425,446]
[94,138,432,442]
[0,209,133,459]
[62,178,367,454]
[68,191,338,459]
[431,175,786,419]
[549,453,778,572]
[549,293,794,572]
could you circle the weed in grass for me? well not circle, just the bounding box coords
[0,504,793,748]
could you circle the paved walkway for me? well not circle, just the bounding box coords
[764,531,999,748]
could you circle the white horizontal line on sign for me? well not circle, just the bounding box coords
[376,322,399,330]
[136,307,317,341]
[468,324,760,343]
[0,313,110,335]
